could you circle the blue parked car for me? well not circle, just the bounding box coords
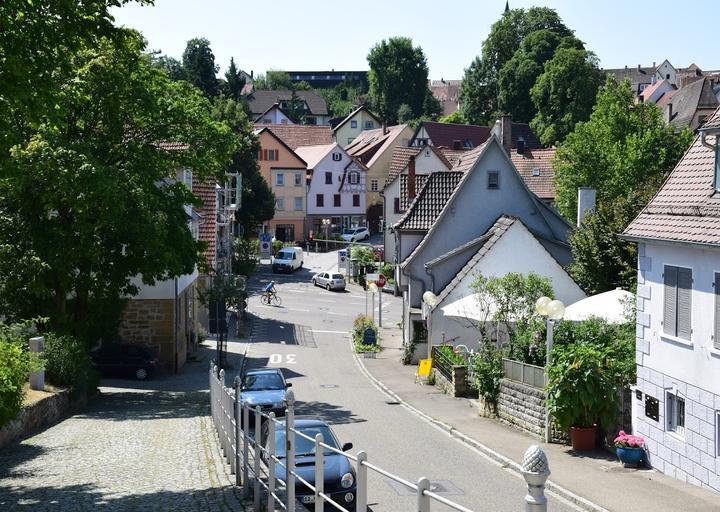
[265,418,356,511]
[239,368,291,419]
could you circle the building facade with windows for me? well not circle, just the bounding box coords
[332,106,381,148]
[296,143,366,238]
[623,108,720,493]
[255,128,309,242]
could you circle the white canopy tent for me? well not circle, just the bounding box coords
[562,288,634,324]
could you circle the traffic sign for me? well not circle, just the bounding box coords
[366,273,379,282]
[377,274,386,287]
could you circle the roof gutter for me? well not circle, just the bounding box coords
[620,233,720,251]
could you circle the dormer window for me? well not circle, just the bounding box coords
[488,171,499,189]
[332,152,342,161]
[532,168,541,177]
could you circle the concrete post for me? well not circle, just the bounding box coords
[356,451,367,512]
[521,445,550,512]
[416,477,430,512]
[29,336,44,391]
[314,433,324,512]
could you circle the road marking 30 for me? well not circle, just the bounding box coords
[269,354,297,364]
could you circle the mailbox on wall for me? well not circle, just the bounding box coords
[645,394,659,421]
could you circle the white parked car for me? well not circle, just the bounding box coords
[341,227,370,242]
[312,272,346,291]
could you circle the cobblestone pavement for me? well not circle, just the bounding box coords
[0,341,250,511]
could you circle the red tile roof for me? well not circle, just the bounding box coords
[416,122,491,148]
[510,148,557,201]
[256,124,332,150]
[394,172,464,231]
[624,106,720,245]
[345,124,409,167]
[386,145,452,186]
[192,177,217,269]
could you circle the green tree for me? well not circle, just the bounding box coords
[211,97,275,235]
[254,71,311,91]
[0,0,143,156]
[367,37,431,124]
[439,110,466,124]
[554,78,693,219]
[150,53,186,81]
[459,7,573,124]
[569,197,640,294]
[498,30,583,122]
[182,37,219,98]
[224,57,246,100]
[315,83,368,119]
[530,47,604,145]
[0,31,237,342]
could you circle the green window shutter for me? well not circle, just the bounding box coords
[715,274,720,349]
[663,265,678,336]
[677,267,692,340]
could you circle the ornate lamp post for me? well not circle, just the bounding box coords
[535,296,565,443]
[422,291,438,358]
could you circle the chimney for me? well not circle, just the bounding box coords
[516,137,525,155]
[382,122,388,135]
[407,156,416,200]
[665,103,673,124]
[250,70,254,79]
[501,114,512,155]
[638,64,641,71]
[577,188,596,227]
[452,139,462,150]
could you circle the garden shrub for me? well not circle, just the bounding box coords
[0,331,30,426]
[352,315,380,353]
[469,343,503,413]
[436,345,466,366]
[43,333,98,393]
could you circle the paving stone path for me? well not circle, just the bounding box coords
[0,342,250,511]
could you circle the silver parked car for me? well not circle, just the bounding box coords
[312,272,346,291]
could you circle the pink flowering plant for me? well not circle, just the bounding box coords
[614,430,644,449]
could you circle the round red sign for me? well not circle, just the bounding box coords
[377,274,386,287]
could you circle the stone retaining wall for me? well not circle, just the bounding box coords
[432,365,470,398]
[498,378,546,438]
[0,390,87,450]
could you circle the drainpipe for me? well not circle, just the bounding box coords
[174,277,179,374]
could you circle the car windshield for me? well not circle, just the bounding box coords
[342,229,353,235]
[242,373,284,391]
[274,425,340,458]
[277,251,292,260]
[331,274,343,280]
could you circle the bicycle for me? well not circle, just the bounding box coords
[261,291,282,306]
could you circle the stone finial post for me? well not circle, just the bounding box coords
[29,337,45,391]
[521,444,550,512]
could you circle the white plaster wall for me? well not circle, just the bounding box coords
[306,146,365,216]
[639,242,720,395]
[130,268,199,300]
[429,222,586,346]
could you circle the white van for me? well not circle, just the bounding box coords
[272,246,304,273]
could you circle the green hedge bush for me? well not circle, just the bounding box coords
[352,315,380,353]
[43,333,98,393]
[0,333,30,426]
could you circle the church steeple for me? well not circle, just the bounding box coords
[505,0,510,13]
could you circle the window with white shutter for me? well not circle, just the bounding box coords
[663,265,692,340]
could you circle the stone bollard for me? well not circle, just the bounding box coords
[521,444,550,512]
[29,336,45,391]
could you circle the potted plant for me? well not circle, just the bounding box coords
[614,430,645,466]
[546,343,617,451]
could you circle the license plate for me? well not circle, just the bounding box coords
[302,495,315,503]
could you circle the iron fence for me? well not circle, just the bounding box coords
[430,345,458,382]
[209,361,549,511]
[502,358,546,389]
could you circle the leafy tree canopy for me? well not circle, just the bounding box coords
[0,30,238,342]
[254,71,311,91]
[223,57,246,101]
[460,7,573,125]
[182,37,220,98]
[367,37,432,124]
[530,47,604,145]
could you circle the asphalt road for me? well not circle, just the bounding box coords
[244,250,579,512]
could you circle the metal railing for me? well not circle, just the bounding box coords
[209,361,551,511]
[431,345,461,382]
[502,358,546,389]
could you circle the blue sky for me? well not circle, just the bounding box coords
[112,0,717,79]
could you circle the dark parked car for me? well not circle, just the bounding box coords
[90,343,159,380]
[265,418,356,511]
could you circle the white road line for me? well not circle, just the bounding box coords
[310,330,348,334]
[255,305,310,312]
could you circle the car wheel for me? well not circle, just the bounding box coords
[326,283,331,291]
[135,368,148,380]
[312,279,316,286]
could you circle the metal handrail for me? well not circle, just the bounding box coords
[208,360,549,512]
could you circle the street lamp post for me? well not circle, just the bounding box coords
[535,296,565,444]
[422,291,438,359]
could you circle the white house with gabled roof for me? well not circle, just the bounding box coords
[295,143,367,238]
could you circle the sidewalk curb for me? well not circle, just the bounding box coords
[350,342,610,512]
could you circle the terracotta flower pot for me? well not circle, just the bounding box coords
[570,425,597,451]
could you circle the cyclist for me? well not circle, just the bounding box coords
[263,280,277,301]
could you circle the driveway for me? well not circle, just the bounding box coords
[0,341,249,511]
